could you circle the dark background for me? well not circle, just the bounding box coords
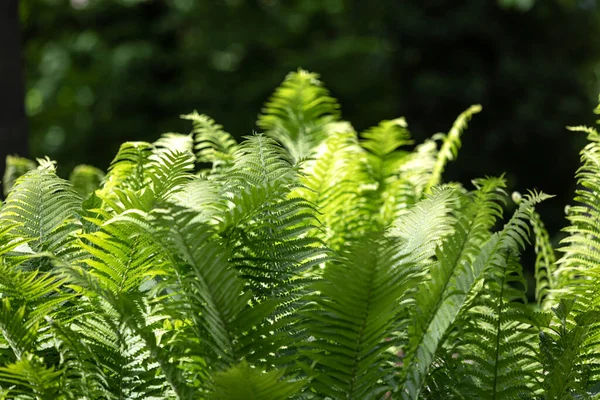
[3,0,600,243]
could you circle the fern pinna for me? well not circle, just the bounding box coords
[0,69,599,399]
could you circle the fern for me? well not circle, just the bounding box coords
[425,104,482,193]
[2,69,600,399]
[258,69,341,161]
[181,111,238,168]
[0,162,81,259]
[305,235,420,399]
[400,177,507,398]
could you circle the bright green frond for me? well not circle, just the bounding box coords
[0,165,81,257]
[400,177,507,398]
[69,164,105,199]
[154,132,194,154]
[427,192,551,400]
[292,129,372,250]
[258,69,341,161]
[538,298,600,399]
[389,186,460,264]
[211,360,304,400]
[2,155,36,197]
[181,111,238,168]
[425,105,482,193]
[306,236,419,400]
[556,128,600,299]
[531,211,557,308]
[0,353,63,398]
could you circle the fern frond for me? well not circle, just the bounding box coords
[211,360,304,400]
[530,211,557,308]
[388,186,460,264]
[258,69,341,161]
[69,164,105,199]
[181,111,237,167]
[47,317,112,399]
[400,177,506,398]
[292,129,373,250]
[306,236,419,400]
[429,192,552,400]
[0,353,63,398]
[154,132,194,154]
[100,141,153,194]
[2,155,36,197]
[0,165,82,258]
[555,127,600,299]
[538,298,599,399]
[425,105,482,193]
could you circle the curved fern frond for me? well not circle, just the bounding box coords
[154,132,194,155]
[291,128,373,250]
[2,155,36,197]
[100,141,153,195]
[0,164,81,259]
[538,298,599,399]
[425,105,482,193]
[427,191,552,400]
[211,360,304,400]
[530,211,557,308]
[181,111,237,168]
[69,164,105,199]
[258,69,341,161]
[555,127,600,299]
[388,186,460,264]
[0,353,63,398]
[306,236,419,400]
[400,177,507,398]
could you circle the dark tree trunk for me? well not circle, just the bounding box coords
[0,0,28,190]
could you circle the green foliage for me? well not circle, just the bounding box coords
[2,70,600,399]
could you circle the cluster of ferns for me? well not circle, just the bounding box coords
[0,69,599,399]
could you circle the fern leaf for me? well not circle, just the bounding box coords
[2,155,36,197]
[258,69,341,161]
[154,132,194,154]
[430,192,552,400]
[0,353,63,398]
[69,164,105,199]
[306,236,419,399]
[389,186,460,264]
[425,105,482,193]
[0,164,81,258]
[181,111,237,167]
[530,211,557,307]
[211,360,304,400]
[100,141,153,194]
[400,177,506,398]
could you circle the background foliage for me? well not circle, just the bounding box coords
[20,0,600,235]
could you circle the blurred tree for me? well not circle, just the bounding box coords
[0,0,28,188]
[18,0,600,236]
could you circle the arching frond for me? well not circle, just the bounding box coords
[2,155,36,197]
[400,177,506,398]
[0,164,81,259]
[388,186,460,264]
[154,132,194,155]
[211,360,304,400]
[100,141,154,195]
[425,192,552,400]
[181,111,237,168]
[555,127,600,299]
[258,69,341,161]
[291,129,372,250]
[425,105,482,193]
[531,211,557,308]
[69,164,105,199]
[305,236,419,400]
